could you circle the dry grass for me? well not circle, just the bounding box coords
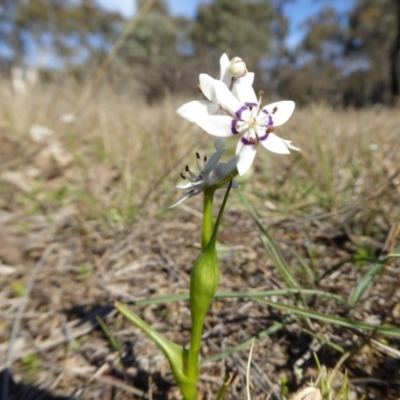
[0,78,399,399]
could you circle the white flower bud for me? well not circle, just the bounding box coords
[228,57,247,78]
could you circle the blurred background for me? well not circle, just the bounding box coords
[1,0,399,107]
[1,3,400,398]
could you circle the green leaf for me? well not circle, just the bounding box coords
[115,302,195,398]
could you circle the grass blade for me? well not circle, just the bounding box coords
[348,263,386,308]
[254,298,400,338]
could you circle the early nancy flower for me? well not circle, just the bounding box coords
[183,75,298,176]
[177,54,253,124]
[167,149,239,208]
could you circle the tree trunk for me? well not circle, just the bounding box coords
[389,0,400,102]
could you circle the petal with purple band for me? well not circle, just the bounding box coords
[195,115,234,137]
[235,104,248,118]
[261,110,274,126]
[259,132,291,154]
[258,131,269,141]
[231,119,240,134]
[236,137,257,176]
[261,101,295,127]
[241,136,254,145]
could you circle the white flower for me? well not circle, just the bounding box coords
[183,75,298,176]
[167,149,239,208]
[177,54,254,124]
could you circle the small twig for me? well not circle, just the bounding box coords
[69,370,148,397]
[246,339,255,400]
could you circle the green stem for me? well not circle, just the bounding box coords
[201,188,215,251]
[187,188,216,390]
[216,372,235,400]
[187,308,203,384]
[187,180,233,398]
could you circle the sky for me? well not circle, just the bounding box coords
[96,0,355,49]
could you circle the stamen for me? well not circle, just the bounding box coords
[185,164,198,179]
[196,84,202,93]
[180,173,186,180]
[258,90,264,98]
[195,153,202,173]
[266,127,274,133]
[204,156,207,162]
[272,107,278,114]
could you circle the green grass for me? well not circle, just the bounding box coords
[1,78,400,399]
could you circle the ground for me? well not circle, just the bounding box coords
[0,81,399,399]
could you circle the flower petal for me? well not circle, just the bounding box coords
[232,78,257,104]
[219,53,231,86]
[199,74,219,103]
[195,115,235,137]
[176,181,199,189]
[259,132,291,154]
[282,140,300,151]
[261,101,295,127]
[239,72,254,86]
[203,148,224,173]
[214,137,226,151]
[208,154,239,184]
[166,194,192,209]
[210,78,243,114]
[177,100,218,123]
[236,134,258,176]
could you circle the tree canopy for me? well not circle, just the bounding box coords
[1,0,399,106]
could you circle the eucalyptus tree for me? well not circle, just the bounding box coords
[3,0,121,68]
[347,0,400,103]
[189,0,289,90]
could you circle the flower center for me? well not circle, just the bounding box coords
[249,118,258,128]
